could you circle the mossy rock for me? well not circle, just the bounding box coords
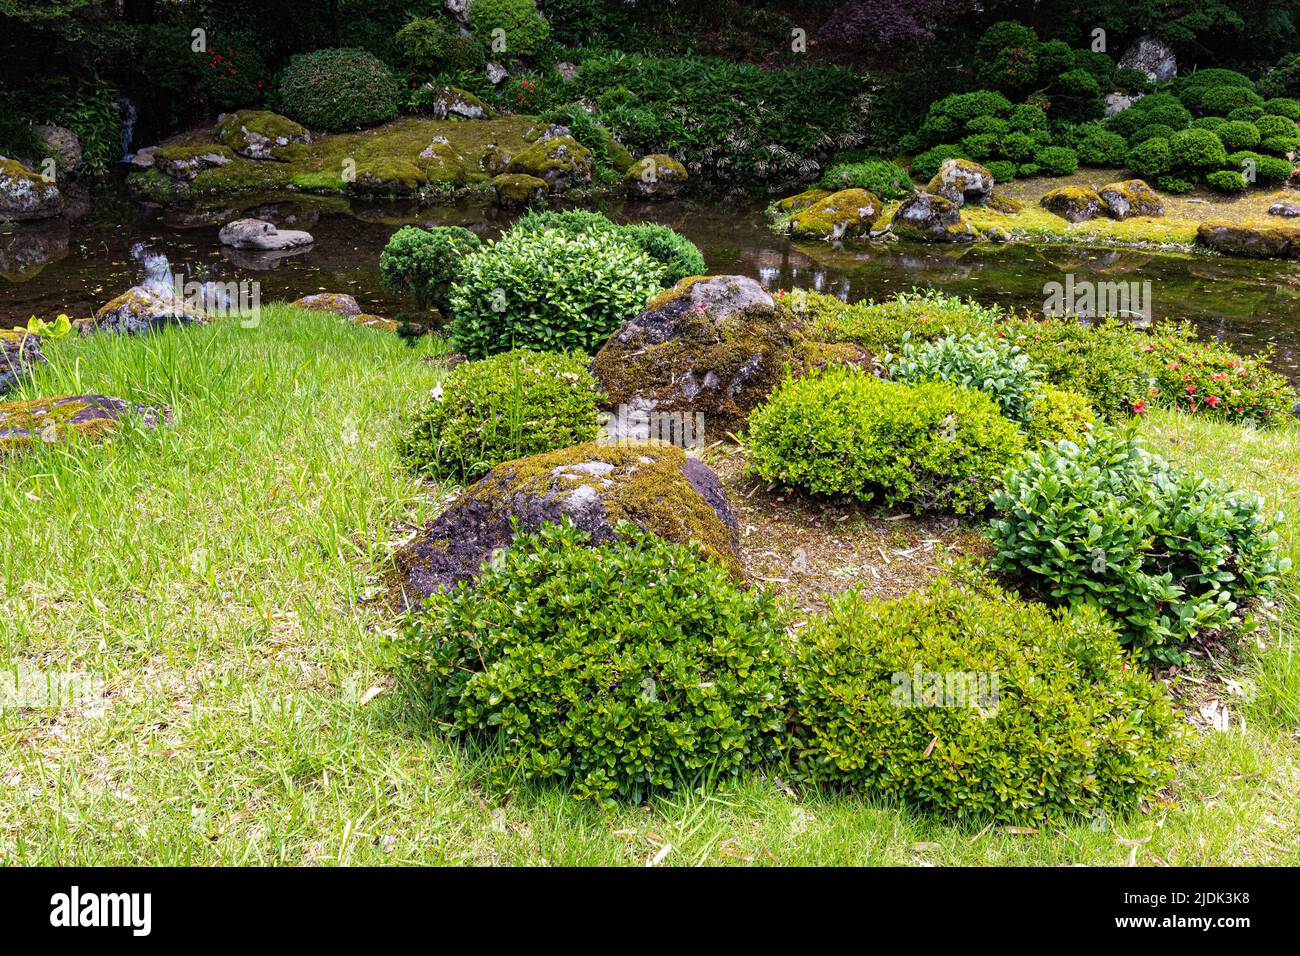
[420,85,496,121]
[1040,185,1106,223]
[82,286,208,336]
[492,173,547,206]
[926,158,995,207]
[1196,220,1300,258]
[389,440,742,604]
[601,130,636,172]
[347,157,428,196]
[413,136,479,184]
[0,394,170,457]
[289,293,362,317]
[0,157,62,221]
[789,188,883,241]
[774,188,832,214]
[154,145,236,182]
[889,192,977,242]
[986,190,1024,214]
[351,313,400,333]
[1099,179,1165,219]
[215,110,310,161]
[625,153,688,199]
[1,329,47,394]
[506,135,594,191]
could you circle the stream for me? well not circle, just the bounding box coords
[3,184,1299,381]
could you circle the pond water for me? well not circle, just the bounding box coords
[3,184,1299,381]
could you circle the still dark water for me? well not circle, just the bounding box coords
[3,187,1299,380]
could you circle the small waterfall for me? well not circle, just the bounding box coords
[116,97,138,162]
[130,242,232,312]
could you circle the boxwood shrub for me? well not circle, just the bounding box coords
[747,366,1025,514]
[380,225,482,312]
[398,349,604,482]
[990,429,1289,664]
[787,577,1182,823]
[448,225,665,357]
[274,48,399,131]
[397,520,788,803]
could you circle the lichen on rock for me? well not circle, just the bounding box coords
[789,188,882,240]
[389,440,742,604]
[215,110,310,161]
[492,172,547,205]
[0,157,62,221]
[81,286,207,335]
[926,158,995,207]
[0,394,171,457]
[506,135,594,191]
[289,293,362,317]
[1,329,47,394]
[1040,185,1107,223]
[1196,220,1300,259]
[1098,179,1165,220]
[625,153,688,199]
[889,192,977,242]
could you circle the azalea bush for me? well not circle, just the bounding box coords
[274,48,399,131]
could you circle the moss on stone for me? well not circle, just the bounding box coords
[0,395,165,456]
[216,110,310,160]
[492,172,547,204]
[507,134,594,189]
[775,188,832,213]
[789,188,883,240]
[348,157,428,195]
[1040,185,1106,223]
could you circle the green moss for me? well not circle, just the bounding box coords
[215,110,309,157]
[492,173,547,203]
[0,396,121,455]
[789,188,882,240]
[507,135,594,187]
[774,188,832,213]
[625,153,686,183]
[153,144,235,163]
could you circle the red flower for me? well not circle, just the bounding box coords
[1186,384,1197,394]
[1205,395,1221,407]
[1132,400,1148,415]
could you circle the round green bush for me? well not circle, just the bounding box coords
[1022,384,1095,448]
[1114,67,1153,94]
[990,429,1290,664]
[999,131,1037,162]
[1206,169,1249,193]
[399,349,604,482]
[1125,136,1172,179]
[1155,174,1196,194]
[910,144,968,181]
[1260,134,1300,156]
[1016,162,1042,177]
[1034,145,1078,176]
[1174,68,1254,111]
[1169,127,1227,173]
[1263,97,1300,120]
[512,209,705,284]
[886,333,1041,423]
[449,226,664,358]
[1131,123,1175,145]
[1006,103,1048,133]
[1226,105,1266,123]
[985,159,1017,182]
[1132,103,1192,133]
[930,90,1013,124]
[818,158,912,199]
[1255,114,1299,139]
[397,519,789,803]
[469,0,550,58]
[380,225,482,312]
[1217,120,1261,152]
[1190,116,1228,132]
[1075,128,1128,166]
[394,16,486,74]
[275,48,399,131]
[787,577,1182,823]
[965,114,1009,136]
[1199,85,1265,116]
[747,366,1025,514]
[1227,150,1293,184]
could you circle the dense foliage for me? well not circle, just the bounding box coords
[274,48,399,131]
[511,209,705,283]
[397,520,788,803]
[398,349,603,482]
[379,225,482,313]
[990,429,1289,664]
[788,577,1182,823]
[885,333,1041,423]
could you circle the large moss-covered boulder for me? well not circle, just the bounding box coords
[594,275,796,437]
[346,157,428,196]
[154,145,235,182]
[506,135,593,191]
[773,188,832,214]
[289,293,362,317]
[215,110,310,161]
[1,330,46,394]
[0,394,171,457]
[625,153,688,199]
[889,192,977,242]
[1040,185,1106,222]
[789,188,882,241]
[415,136,473,182]
[492,172,547,206]
[926,158,995,207]
[1196,220,1300,259]
[80,287,207,335]
[389,441,741,604]
[1098,179,1165,219]
[0,157,62,221]
[418,85,495,120]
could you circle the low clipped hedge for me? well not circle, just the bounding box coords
[398,349,604,482]
[747,366,1025,514]
[990,429,1289,664]
[787,577,1183,823]
[511,209,704,284]
[274,48,399,131]
[379,225,481,312]
[397,520,788,803]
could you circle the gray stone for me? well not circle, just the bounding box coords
[890,193,977,242]
[33,125,82,176]
[1119,35,1178,83]
[81,286,207,336]
[1268,202,1300,217]
[1,330,46,394]
[0,156,62,221]
[218,217,315,251]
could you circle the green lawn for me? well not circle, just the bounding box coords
[1,308,1296,865]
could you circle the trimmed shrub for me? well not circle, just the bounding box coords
[394,16,486,75]
[1174,69,1255,111]
[885,333,1041,423]
[1142,328,1297,425]
[1074,127,1128,166]
[1169,127,1227,173]
[397,520,788,802]
[819,158,912,199]
[399,349,604,482]
[910,144,968,181]
[1022,385,1095,448]
[275,48,399,131]
[999,131,1037,161]
[1206,169,1248,192]
[788,577,1182,823]
[1002,318,1153,420]
[1190,116,1228,132]
[747,366,1025,514]
[1131,123,1175,145]
[380,225,482,312]
[1199,85,1264,116]
[985,159,1017,182]
[1034,145,1079,175]
[1155,174,1196,194]
[1125,137,1172,179]
[990,429,1289,664]
[1226,150,1292,184]
[1217,120,1261,152]
[512,209,704,283]
[1007,103,1049,132]
[1260,134,1300,156]
[468,0,550,58]
[1263,97,1300,120]
[1255,114,1300,139]
[449,226,664,358]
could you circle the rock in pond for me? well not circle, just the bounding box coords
[506,135,593,192]
[492,173,547,206]
[1196,220,1300,259]
[1099,179,1165,219]
[0,157,62,221]
[218,218,315,251]
[789,188,882,240]
[926,158,995,207]
[1,329,47,394]
[81,287,207,335]
[1041,185,1107,223]
[625,154,688,199]
[389,441,741,605]
[154,145,235,182]
[889,192,977,242]
[215,110,310,161]
[0,394,171,457]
